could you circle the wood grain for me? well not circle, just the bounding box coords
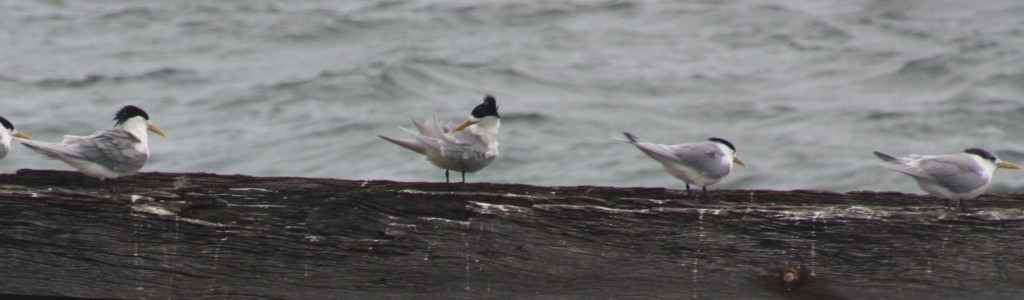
[0,170,1022,299]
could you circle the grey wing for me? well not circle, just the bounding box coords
[64,129,148,172]
[629,141,687,166]
[441,130,495,172]
[441,140,488,161]
[405,127,446,153]
[411,116,448,139]
[668,143,730,178]
[449,129,489,149]
[916,155,988,193]
[878,158,933,180]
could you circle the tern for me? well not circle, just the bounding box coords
[622,132,747,200]
[0,116,32,160]
[21,105,167,194]
[874,148,1020,212]
[379,95,500,183]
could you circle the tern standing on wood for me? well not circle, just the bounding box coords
[379,95,500,183]
[621,132,747,200]
[874,148,1020,212]
[21,105,167,194]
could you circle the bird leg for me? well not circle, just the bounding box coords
[445,169,450,184]
[945,199,954,211]
[685,183,693,200]
[105,178,120,195]
[461,170,466,184]
[702,186,709,201]
[959,199,968,213]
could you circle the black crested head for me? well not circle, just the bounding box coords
[470,95,499,119]
[708,137,736,152]
[0,116,13,131]
[964,148,997,162]
[114,105,150,126]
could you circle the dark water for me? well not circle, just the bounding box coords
[2,1,1023,192]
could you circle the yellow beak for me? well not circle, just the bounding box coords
[13,132,31,140]
[996,161,1021,170]
[148,123,168,137]
[733,155,748,167]
[450,119,478,134]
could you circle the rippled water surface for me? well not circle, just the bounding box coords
[2,0,1024,193]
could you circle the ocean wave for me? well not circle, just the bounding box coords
[863,110,912,121]
[0,74,19,84]
[501,112,548,122]
[236,62,466,116]
[896,56,960,77]
[867,105,1014,136]
[413,0,638,19]
[860,54,964,91]
[943,90,1020,109]
[163,2,393,42]
[704,4,853,50]
[369,58,575,98]
[262,66,366,91]
[33,67,198,88]
[95,6,156,21]
[971,72,1024,102]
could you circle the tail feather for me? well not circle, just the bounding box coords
[872,151,903,163]
[622,132,642,143]
[379,135,427,155]
[20,140,67,159]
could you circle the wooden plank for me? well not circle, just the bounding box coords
[0,170,1022,299]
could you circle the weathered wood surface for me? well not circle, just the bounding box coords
[0,169,1023,299]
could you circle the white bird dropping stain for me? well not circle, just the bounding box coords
[810,211,822,276]
[479,222,491,293]
[463,221,472,292]
[167,216,181,288]
[213,236,228,270]
[932,224,954,275]
[692,257,700,299]
[697,209,706,241]
[693,209,706,299]
[130,209,141,268]
[940,225,951,251]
